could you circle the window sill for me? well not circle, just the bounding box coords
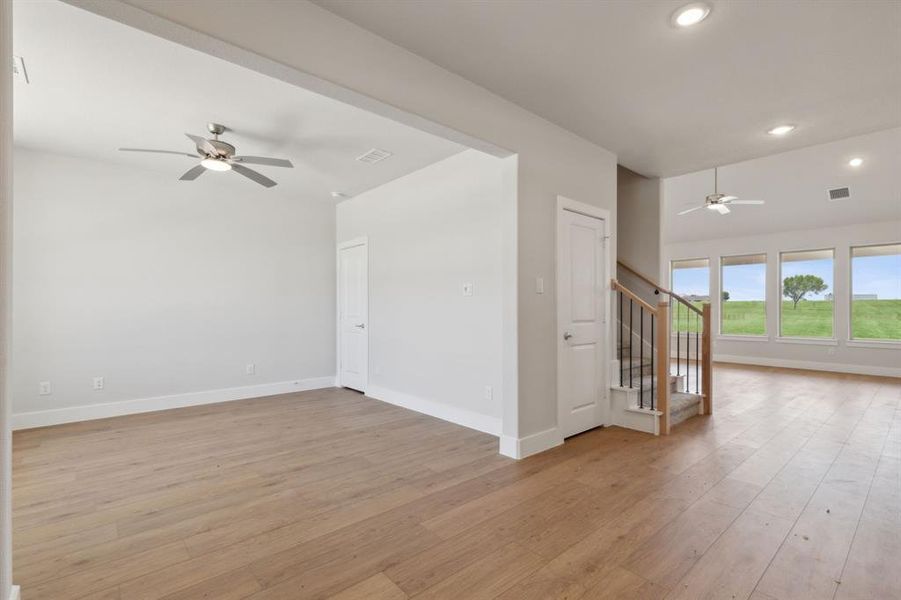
[846,340,901,350]
[775,337,838,346]
[717,335,770,342]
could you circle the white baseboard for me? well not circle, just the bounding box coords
[10,585,20,600]
[12,376,336,430]
[499,427,563,459]
[365,385,501,437]
[715,355,901,378]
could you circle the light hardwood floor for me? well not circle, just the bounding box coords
[12,364,901,600]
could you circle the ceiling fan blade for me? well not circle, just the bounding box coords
[232,156,294,168]
[677,205,705,216]
[232,163,277,188]
[730,200,765,205]
[179,164,206,181]
[720,195,739,203]
[185,133,219,156]
[712,204,731,214]
[120,148,196,158]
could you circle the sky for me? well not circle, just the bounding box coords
[671,253,901,301]
[852,254,901,300]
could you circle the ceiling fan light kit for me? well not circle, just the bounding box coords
[119,122,294,188]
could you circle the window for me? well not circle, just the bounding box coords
[720,254,766,336]
[851,243,901,341]
[671,258,709,332]
[780,249,834,338]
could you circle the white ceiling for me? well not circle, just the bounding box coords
[12,0,465,199]
[662,127,901,243]
[315,0,901,178]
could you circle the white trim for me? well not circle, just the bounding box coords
[845,339,901,349]
[336,237,369,394]
[10,586,19,600]
[774,336,838,346]
[499,427,564,459]
[11,377,336,430]
[365,385,501,436]
[556,196,612,440]
[715,355,901,378]
[716,334,770,342]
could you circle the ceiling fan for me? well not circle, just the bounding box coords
[677,167,765,215]
[119,123,293,188]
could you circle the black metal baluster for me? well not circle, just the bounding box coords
[619,291,623,387]
[651,314,655,411]
[639,306,644,409]
[685,314,689,393]
[695,312,700,394]
[676,302,680,376]
[629,299,634,388]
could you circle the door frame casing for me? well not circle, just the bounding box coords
[556,196,612,435]
[336,237,369,393]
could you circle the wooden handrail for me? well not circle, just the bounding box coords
[611,279,658,315]
[617,260,703,316]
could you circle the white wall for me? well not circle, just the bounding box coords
[72,0,619,457]
[11,149,337,427]
[664,221,901,377]
[617,166,661,278]
[336,150,508,434]
[0,1,13,597]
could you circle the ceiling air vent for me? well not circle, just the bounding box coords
[12,56,28,83]
[827,186,851,202]
[356,148,393,164]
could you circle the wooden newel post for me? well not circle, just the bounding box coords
[702,303,712,415]
[656,301,670,435]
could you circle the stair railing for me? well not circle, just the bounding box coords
[612,279,670,432]
[617,261,713,420]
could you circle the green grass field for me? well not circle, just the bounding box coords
[673,299,901,340]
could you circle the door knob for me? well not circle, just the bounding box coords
[354,323,366,329]
[563,331,573,340]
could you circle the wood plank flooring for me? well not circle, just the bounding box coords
[12,364,901,600]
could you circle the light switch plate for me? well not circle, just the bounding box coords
[462,282,473,297]
[536,277,545,294]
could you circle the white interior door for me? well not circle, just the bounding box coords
[558,208,608,437]
[338,239,368,392]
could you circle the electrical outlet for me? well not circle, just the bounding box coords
[39,381,51,396]
[245,363,256,375]
[484,385,493,401]
[93,376,104,390]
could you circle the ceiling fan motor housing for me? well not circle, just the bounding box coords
[706,193,726,204]
[201,139,236,158]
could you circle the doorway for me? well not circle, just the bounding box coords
[557,197,610,438]
[337,238,369,393]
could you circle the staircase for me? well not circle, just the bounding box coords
[609,261,712,435]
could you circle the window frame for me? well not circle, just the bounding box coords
[669,257,710,296]
[848,242,901,344]
[719,252,768,338]
[777,247,836,342]
[669,257,710,335]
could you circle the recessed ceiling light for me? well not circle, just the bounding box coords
[672,3,711,27]
[848,157,863,167]
[767,124,796,136]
